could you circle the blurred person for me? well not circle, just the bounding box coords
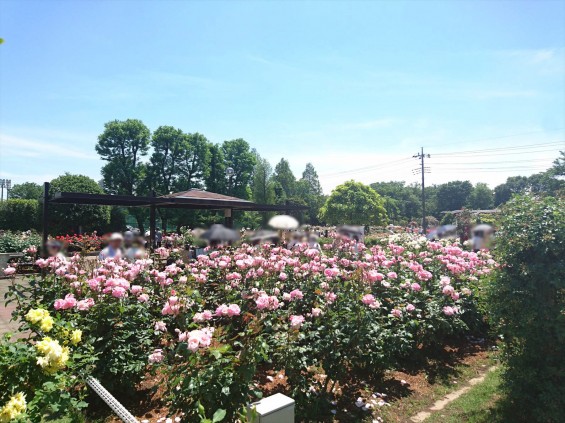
[307,234,321,251]
[125,237,146,262]
[46,240,66,260]
[155,228,163,247]
[123,230,134,248]
[98,233,124,260]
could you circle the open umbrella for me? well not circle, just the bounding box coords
[473,224,493,233]
[268,215,299,230]
[249,230,279,242]
[199,224,240,242]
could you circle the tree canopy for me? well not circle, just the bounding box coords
[9,182,42,200]
[319,180,387,226]
[49,173,110,234]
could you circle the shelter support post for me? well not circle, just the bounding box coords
[224,208,233,228]
[42,182,50,258]
[150,191,156,252]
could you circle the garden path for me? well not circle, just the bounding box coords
[409,366,497,422]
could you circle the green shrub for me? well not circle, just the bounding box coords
[0,199,41,232]
[486,195,565,422]
[0,231,42,253]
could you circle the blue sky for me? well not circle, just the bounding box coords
[1,0,564,193]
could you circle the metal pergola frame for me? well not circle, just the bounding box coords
[41,182,307,253]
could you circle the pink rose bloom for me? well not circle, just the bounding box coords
[387,272,398,279]
[440,276,451,286]
[138,293,149,303]
[391,309,403,318]
[311,307,322,317]
[148,349,164,364]
[443,306,458,316]
[130,285,143,295]
[290,289,303,300]
[3,267,16,276]
[411,283,422,292]
[154,321,167,332]
[215,304,229,317]
[442,285,455,296]
[289,315,305,329]
[325,292,337,304]
[362,294,376,305]
[279,272,288,281]
[282,293,291,302]
[227,304,241,317]
[406,304,416,312]
[62,293,77,309]
[87,279,101,291]
[179,276,188,283]
[76,298,95,311]
[112,287,127,298]
[54,299,66,310]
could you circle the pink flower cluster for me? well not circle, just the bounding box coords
[215,304,241,317]
[178,327,214,352]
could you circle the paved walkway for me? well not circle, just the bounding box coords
[0,276,29,335]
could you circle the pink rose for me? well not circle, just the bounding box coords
[3,267,16,276]
[391,309,403,318]
[154,321,167,332]
[138,293,149,303]
[76,298,95,311]
[406,304,416,312]
[411,283,421,292]
[311,307,322,317]
[130,285,143,295]
[289,314,305,329]
[148,349,164,364]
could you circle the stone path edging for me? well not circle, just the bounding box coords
[410,366,497,422]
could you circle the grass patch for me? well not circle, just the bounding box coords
[426,367,504,423]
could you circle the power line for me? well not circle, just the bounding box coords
[432,141,564,156]
[422,128,564,149]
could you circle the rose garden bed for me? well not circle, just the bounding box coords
[1,234,497,422]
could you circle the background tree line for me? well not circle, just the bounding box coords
[1,117,562,232]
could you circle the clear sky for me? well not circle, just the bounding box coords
[1,0,564,193]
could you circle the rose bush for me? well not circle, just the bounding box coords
[3,233,496,421]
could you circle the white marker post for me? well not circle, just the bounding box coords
[248,393,295,423]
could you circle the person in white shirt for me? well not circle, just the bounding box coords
[98,233,124,260]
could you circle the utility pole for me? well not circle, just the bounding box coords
[413,148,430,233]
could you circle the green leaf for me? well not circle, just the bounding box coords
[212,408,227,422]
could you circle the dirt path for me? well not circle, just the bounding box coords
[409,366,497,422]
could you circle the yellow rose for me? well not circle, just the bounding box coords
[39,316,54,332]
[0,392,26,422]
[25,308,49,324]
[70,329,82,345]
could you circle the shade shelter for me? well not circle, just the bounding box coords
[42,183,307,253]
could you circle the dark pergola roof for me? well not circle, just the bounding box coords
[50,189,307,212]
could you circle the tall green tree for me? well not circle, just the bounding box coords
[49,173,110,234]
[147,126,187,231]
[205,144,227,194]
[252,156,275,204]
[436,180,473,212]
[370,181,421,223]
[95,119,151,230]
[296,163,324,224]
[319,180,387,226]
[177,133,211,190]
[8,182,42,200]
[493,176,530,206]
[148,126,186,195]
[221,139,256,199]
[467,182,494,210]
[273,158,297,201]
